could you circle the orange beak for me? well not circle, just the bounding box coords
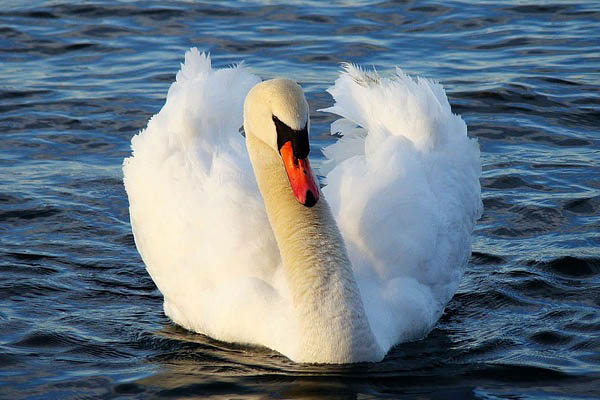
[280,141,319,207]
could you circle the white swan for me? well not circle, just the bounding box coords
[123,48,482,364]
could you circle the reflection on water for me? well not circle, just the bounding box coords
[140,325,463,399]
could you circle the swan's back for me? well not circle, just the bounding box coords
[321,65,482,351]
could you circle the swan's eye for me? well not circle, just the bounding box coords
[273,115,309,159]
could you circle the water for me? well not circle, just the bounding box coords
[1,1,599,398]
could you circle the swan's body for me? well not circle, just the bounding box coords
[123,48,482,363]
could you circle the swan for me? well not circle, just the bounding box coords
[123,48,482,364]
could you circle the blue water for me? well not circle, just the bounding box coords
[1,1,599,398]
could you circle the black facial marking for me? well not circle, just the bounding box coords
[273,115,310,159]
[304,190,317,207]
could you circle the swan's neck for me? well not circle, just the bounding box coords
[246,134,382,363]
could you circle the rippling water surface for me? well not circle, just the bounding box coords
[1,1,599,398]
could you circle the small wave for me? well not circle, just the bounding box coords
[486,203,565,238]
[466,363,572,382]
[5,251,58,263]
[470,251,505,265]
[505,4,571,15]
[453,288,532,310]
[483,175,544,190]
[63,343,134,359]
[0,88,52,100]
[564,319,600,335]
[530,330,573,346]
[528,256,600,278]
[563,197,600,215]
[13,330,84,349]
[0,207,60,222]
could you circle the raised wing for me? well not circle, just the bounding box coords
[123,49,283,339]
[321,64,482,350]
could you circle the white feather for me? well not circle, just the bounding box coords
[321,64,482,350]
[123,48,482,363]
[123,50,291,350]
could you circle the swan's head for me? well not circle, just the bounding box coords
[244,78,319,207]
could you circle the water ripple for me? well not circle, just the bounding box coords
[1,0,599,398]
